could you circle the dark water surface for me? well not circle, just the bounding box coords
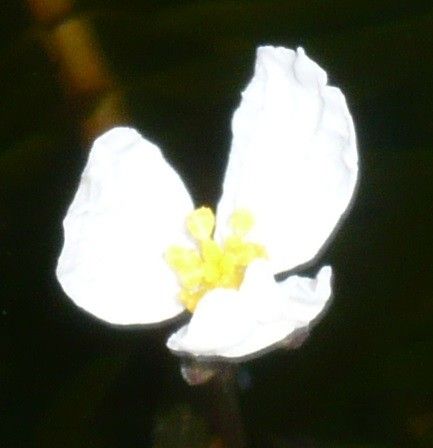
[2,1,433,447]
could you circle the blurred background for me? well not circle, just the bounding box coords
[2,1,433,447]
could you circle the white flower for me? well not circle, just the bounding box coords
[56,46,358,360]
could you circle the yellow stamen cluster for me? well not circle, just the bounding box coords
[165,207,266,312]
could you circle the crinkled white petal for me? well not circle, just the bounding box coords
[277,265,333,328]
[56,127,193,325]
[167,260,332,359]
[216,46,358,274]
[167,288,256,355]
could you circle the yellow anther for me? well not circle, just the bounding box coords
[165,246,199,270]
[186,206,215,241]
[229,209,255,236]
[165,247,203,289]
[223,236,266,266]
[200,240,223,263]
[166,207,267,312]
[200,240,223,283]
[179,289,205,312]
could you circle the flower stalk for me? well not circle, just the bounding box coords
[203,365,246,448]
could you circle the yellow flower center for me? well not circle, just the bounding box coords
[165,207,267,312]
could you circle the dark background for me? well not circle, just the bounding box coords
[2,1,433,447]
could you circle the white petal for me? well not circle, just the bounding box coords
[167,288,256,356]
[167,261,326,359]
[277,265,333,328]
[238,259,288,323]
[56,127,194,325]
[216,47,358,274]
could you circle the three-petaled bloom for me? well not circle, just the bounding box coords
[56,46,358,360]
